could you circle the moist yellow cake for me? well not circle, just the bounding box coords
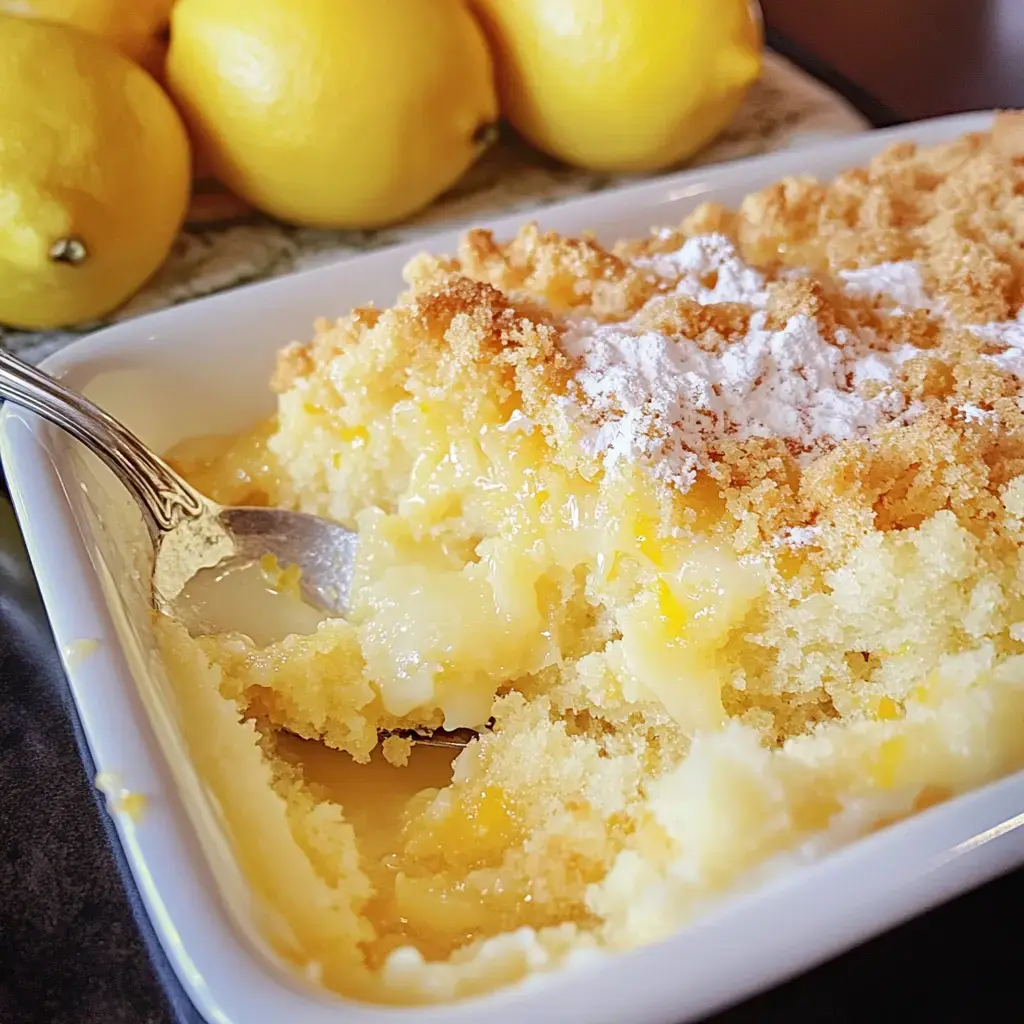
[160,114,1024,1004]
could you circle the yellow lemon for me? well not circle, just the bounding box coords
[107,30,253,226]
[471,0,763,172]
[129,26,171,81]
[0,16,190,329]
[166,0,499,229]
[0,0,174,66]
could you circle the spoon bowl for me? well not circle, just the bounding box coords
[153,502,359,616]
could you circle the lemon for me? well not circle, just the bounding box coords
[166,0,499,229]
[101,28,253,227]
[0,16,190,329]
[471,0,763,172]
[0,0,174,66]
[130,27,170,81]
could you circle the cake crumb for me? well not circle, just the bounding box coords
[381,735,413,767]
[62,638,100,668]
[95,772,148,823]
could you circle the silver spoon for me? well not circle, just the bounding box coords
[0,348,476,749]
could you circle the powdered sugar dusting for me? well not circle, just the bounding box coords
[839,262,932,312]
[499,409,536,435]
[557,235,1024,492]
[833,267,1024,382]
[837,263,1024,380]
[982,344,1024,378]
[635,234,769,307]
[972,311,1024,378]
[561,234,918,491]
[959,404,996,424]
[972,310,1024,349]
[852,346,920,387]
[774,526,821,549]
[563,310,910,490]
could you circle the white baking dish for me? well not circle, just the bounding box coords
[4,110,1024,1024]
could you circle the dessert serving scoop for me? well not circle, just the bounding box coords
[0,348,477,749]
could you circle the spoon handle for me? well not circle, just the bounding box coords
[0,349,207,539]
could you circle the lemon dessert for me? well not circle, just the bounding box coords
[161,116,1024,1003]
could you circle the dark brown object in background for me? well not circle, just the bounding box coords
[762,0,1024,120]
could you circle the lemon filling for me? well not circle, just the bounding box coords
[159,119,1024,1004]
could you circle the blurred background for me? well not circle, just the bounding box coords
[764,0,1023,120]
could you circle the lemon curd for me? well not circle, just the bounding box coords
[160,119,1024,1003]
[174,554,324,646]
